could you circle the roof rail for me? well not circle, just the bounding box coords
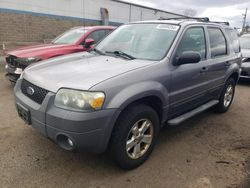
[159,17,210,22]
[158,17,230,26]
[208,21,230,26]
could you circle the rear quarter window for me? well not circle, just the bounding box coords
[225,28,240,53]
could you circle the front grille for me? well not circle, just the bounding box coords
[21,79,49,104]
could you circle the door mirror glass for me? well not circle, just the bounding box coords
[84,38,95,48]
[175,51,201,65]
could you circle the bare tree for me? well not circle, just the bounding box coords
[183,9,197,17]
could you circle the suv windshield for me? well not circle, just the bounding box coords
[240,37,250,49]
[53,28,89,44]
[96,23,179,60]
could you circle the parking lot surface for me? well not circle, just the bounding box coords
[0,58,250,188]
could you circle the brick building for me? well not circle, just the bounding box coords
[0,0,185,44]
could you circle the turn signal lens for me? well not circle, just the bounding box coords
[90,97,105,109]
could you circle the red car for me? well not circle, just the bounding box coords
[5,25,115,82]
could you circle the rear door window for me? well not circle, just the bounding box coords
[208,28,227,58]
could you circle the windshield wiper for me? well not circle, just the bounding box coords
[89,48,106,55]
[105,51,136,60]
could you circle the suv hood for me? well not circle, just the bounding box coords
[23,52,155,93]
[8,43,75,58]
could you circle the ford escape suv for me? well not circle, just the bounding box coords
[14,18,241,170]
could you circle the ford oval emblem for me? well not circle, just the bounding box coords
[26,86,35,96]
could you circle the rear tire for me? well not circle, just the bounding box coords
[214,78,236,113]
[110,104,159,170]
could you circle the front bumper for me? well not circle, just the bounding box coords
[5,64,23,82]
[240,62,250,78]
[14,79,120,153]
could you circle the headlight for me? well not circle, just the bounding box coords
[242,58,250,63]
[16,57,41,64]
[54,89,105,111]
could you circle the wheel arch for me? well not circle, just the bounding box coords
[118,95,164,124]
[229,72,239,83]
[103,81,169,151]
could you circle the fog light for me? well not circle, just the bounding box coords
[56,134,75,151]
[67,138,74,147]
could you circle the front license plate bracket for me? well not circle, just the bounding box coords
[16,103,31,125]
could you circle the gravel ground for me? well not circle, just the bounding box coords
[0,58,250,188]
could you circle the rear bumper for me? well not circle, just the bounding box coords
[14,79,120,153]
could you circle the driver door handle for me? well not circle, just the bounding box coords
[224,61,231,66]
[200,67,208,73]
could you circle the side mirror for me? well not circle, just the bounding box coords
[174,51,201,66]
[84,38,95,48]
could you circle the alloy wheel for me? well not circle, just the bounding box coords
[126,119,154,159]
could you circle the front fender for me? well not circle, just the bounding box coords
[105,81,169,110]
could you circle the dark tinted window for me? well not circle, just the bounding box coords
[208,28,227,58]
[225,29,240,53]
[176,27,206,60]
[86,29,110,44]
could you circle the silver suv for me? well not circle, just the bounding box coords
[14,19,241,169]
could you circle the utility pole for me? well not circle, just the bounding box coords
[242,8,248,34]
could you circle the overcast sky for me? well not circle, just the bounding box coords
[122,0,249,28]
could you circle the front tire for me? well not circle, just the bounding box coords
[110,104,159,170]
[214,78,236,113]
